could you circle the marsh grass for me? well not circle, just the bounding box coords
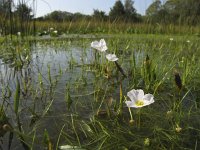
[35,20,200,35]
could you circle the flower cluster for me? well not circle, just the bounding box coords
[91,39,108,52]
[91,39,155,108]
[91,39,118,62]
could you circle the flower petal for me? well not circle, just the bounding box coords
[127,89,144,101]
[100,39,106,47]
[99,39,107,51]
[91,39,108,52]
[125,100,144,108]
[137,89,144,100]
[127,89,137,101]
[91,41,99,49]
[143,94,154,106]
[125,101,134,107]
[106,54,118,62]
[100,46,108,52]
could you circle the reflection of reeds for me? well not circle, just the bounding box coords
[174,70,182,91]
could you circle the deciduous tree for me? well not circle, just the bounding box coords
[109,0,125,20]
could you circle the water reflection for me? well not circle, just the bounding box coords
[0,39,98,149]
[0,39,143,149]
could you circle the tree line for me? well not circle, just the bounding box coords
[1,0,200,24]
[146,0,200,25]
[37,0,141,23]
[38,0,200,25]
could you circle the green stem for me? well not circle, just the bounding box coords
[128,107,133,121]
[138,109,141,129]
[118,81,123,116]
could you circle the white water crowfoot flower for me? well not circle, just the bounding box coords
[125,89,154,108]
[106,54,118,62]
[91,39,108,52]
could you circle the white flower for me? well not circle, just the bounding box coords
[17,32,21,36]
[53,30,58,34]
[91,39,108,52]
[106,54,118,62]
[50,27,54,31]
[186,40,190,43]
[125,89,154,108]
[170,38,173,41]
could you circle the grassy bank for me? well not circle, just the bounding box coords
[35,20,200,35]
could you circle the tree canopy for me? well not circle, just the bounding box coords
[109,0,125,20]
[109,0,140,22]
[92,9,107,21]
[146,0,200,25]
[124,0,137,21]
[14,3,33,20]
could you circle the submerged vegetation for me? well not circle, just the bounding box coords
[0,0,200,150]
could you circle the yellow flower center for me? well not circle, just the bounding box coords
[136,100,144,106]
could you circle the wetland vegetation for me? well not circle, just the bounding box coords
[0,0,200,150]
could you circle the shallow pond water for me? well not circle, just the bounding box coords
[1,35,199,149]
[0,38,142,149]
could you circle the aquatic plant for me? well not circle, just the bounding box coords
[91,39,108,52]
[91,39,127,77]
[106,54,118,62]
[0,33,200,150]
[125,89,154,108]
